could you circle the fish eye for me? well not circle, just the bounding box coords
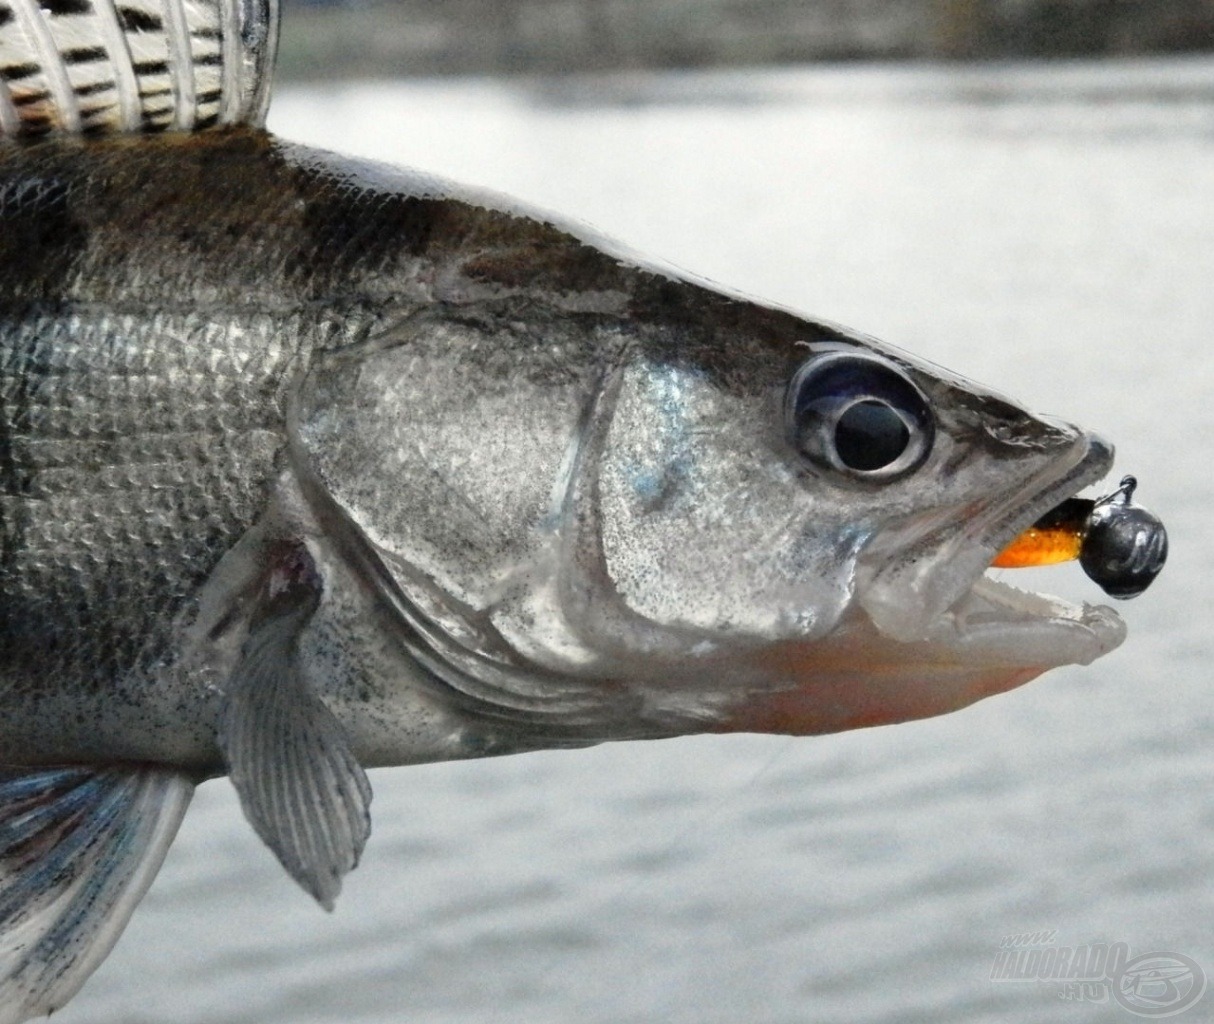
[786,352,934,479]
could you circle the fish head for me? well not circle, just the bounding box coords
[290,282,1123,757]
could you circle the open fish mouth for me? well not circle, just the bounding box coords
[717,432,1132,738]
[958,431,1126,667]
[859,430,1126,670]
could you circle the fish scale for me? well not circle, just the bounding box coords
[0,310,301,692]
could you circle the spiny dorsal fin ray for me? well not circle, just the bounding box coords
[0,0,278,142]
[219,541,373,911]
[0,765,194,1024]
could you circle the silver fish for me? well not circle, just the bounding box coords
[0,1,1145,1020]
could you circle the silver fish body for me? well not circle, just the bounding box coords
[0,129,1122,773]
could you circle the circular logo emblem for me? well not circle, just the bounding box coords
[1113,952,1206,1018]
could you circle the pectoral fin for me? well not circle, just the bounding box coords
[0,765,193,1024]
[218,543,372,911]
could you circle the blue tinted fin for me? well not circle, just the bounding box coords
[0,0,279,143]
[0,765,193,1024]
[219,543,372,911]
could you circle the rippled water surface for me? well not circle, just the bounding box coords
[57,57,1214,1024]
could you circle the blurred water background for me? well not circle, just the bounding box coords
[276,0,1214,77]
[54,42,1214,1024]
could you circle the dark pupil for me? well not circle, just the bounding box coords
[834,400,910,471]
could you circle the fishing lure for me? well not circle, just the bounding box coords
[993,476,1168,598]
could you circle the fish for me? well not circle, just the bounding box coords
[0,0,1157,1020]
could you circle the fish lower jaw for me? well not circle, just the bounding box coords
[712,575,1124,738]
[926,573,1126,668]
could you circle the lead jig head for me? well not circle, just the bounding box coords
[1079,475,1168,599]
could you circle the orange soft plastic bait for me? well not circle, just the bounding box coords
[992,498,1091,568]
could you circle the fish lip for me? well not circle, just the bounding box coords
[858,426,1123,655]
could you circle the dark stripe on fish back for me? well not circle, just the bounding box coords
[289,185,445,296]
[0,174,88,303]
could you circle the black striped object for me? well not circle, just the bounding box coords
[0,0,278,139]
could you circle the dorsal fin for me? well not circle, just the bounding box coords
[0,0,278,142]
